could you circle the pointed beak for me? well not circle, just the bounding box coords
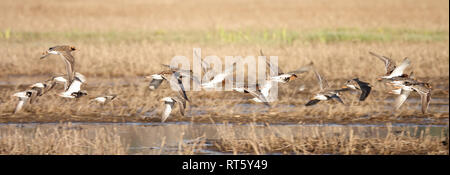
[40,52,48,59]
[342,85,348,89]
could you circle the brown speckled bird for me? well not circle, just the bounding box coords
[369,51,411,80]
[146,65,197,102]
[40,45,77,84]
[392,80,432,114]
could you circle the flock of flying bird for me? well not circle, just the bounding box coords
[11,45,433,122]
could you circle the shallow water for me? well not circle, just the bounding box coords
[1,76,448,125]
[0,122,447,154]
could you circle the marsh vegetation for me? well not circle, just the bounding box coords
[0,0,448,155]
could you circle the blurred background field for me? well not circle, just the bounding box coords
[0,0,448,78]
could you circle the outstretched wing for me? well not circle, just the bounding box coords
[204,62,236,85]
[305,99,321,106]
[66,79,82,94]
[261,49,283,75]
[359,85,371,101]
[369,51,396,74]
[312,68,329,91]
[161,102,174,122]
[287,61,314,74]
[411,85,431,114]
[161,64,201,85]
[408,71,415,79]
[419,91,431,114]
[44,81,57,94]
[161,64,193,76]
[148,76,165,90]
[355,79,372,101]
[194,50,210,74]
[259,80,273,98]
[331,94,344,104]
[60,52,75,83]
[181,72,202,86]
[173,97,186,116]
[388,57,410,78]
[165,73,190,102]
[13,99,26,114]
[394,88,412,110]
[246,88,271,107]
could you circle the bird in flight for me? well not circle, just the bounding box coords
[59,72,88,98]
[342,78,372,101]
[40,45,77,84]
[12,89,38,114]
[305,68,349,106]
[369,51,411,80]
[160,96,186,122]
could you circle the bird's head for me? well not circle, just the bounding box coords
[424,82,432,89]
[289,74,298,81]
[40,46,60,59]
[343,79,358,90]
[71,91,88,98]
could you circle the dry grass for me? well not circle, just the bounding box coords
[0,41,448,80]
[210,123,449,155]
[0,0,448,77]
[0,123,128,155]
[0,122,447,155]
[1,0,448,32]
[0,123,210,155]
